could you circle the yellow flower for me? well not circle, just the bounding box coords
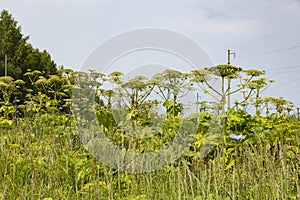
[9,143,20,148]
[99,181,107,188]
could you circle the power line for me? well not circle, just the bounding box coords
[268,69,300,73]
[269,78,300,90]
[260,77,299,97]
[267,65,300,71]
[239,45,300,57]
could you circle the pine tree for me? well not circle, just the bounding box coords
[0,9,58,102]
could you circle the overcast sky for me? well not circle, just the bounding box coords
[1,0,300,108]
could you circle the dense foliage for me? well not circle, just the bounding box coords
[0,10,58,103]
[0,94,299,199]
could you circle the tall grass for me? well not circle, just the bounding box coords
[0,114,299,199]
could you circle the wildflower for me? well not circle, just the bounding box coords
[99,181,107,188]
[229,134,244,141]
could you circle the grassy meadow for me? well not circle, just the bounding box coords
[0,110,299,199]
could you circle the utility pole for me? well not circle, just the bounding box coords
[4,54,8,76]
[227,49,235,111]
[196,92,200,112]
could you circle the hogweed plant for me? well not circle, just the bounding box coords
[0,67,299,199]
